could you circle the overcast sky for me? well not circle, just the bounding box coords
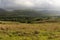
[0,0,60,10]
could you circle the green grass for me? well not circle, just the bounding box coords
[0,21,60,40]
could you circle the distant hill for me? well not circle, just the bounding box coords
[0,8,60,23]
[0,8,6,12]
[0,8,60,17]
[0,8,44,17]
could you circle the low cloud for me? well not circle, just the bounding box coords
[0,0,60,10]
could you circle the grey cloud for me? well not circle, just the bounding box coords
[0,0,60,10]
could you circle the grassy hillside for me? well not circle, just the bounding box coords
[0,21,60,40]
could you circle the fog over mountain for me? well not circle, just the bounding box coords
[0,0,60,16]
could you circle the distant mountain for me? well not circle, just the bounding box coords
[0,8,60,17]
[0,8,6,12]
[0,8,43,17]
[41,10,60,16]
